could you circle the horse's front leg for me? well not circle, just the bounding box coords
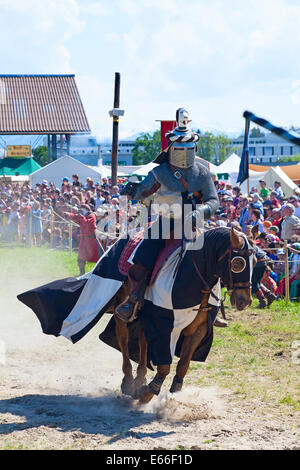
[133,327,148,398]
[115,316,134,396]
[138,364,170,404]
[170,304,209,394]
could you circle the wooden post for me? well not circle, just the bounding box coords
[52,134,57,161]
[284,240,290,303]
[111,72,121,187]
[60,135,63,158]
[47,135,51,164]
[66,134,71,156]
[69,221,72,257]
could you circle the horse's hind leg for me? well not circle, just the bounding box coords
[133,328,147,398]
[115,317,134,396]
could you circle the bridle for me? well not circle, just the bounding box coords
[191,242,254,318]
[216,244,254,295]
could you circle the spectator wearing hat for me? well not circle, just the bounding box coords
[217,181,226,196]
[281,204,300,241]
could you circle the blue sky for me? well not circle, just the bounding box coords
[1,0,300,141]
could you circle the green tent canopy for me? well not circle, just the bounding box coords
[0,157,41,176]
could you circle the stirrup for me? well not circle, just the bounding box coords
[115,297,139,323]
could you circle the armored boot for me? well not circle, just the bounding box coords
[255,289,267,309]
[261,285,276,307]
[115,263,150,323]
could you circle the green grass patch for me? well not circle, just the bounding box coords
[0,244,94,284]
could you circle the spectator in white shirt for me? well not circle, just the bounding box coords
[288,196,300,219]
[281,204,300,241]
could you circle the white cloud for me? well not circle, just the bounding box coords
[0,0,84,71]
[1,0,300,138]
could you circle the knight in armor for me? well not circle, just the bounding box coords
[115,108,219,322]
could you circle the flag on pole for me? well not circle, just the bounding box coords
[237,117,250,185]
[243,111,300,146]
[159,120,176,150]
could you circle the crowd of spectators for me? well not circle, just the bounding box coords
[1,172,300,301]
[208,177,300,301]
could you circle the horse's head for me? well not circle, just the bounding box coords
[220,227,256,311]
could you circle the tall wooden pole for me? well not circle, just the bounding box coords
[111,72,121,186]
[47,135,51,164]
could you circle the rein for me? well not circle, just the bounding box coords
[191,243,254,319]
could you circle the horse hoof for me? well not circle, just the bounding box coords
[132,379,147,400]
[138,385,154,404]
[121,379,134,397]
[169,376,183,394]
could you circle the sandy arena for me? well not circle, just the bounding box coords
[0,273,299,451]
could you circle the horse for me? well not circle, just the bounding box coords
[109,227,256,404]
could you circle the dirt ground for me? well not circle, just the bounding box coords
[0,276,299,451]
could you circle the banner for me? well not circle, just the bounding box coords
[243,111,300,146]
[237,118,250,186]
[160,120,176,151]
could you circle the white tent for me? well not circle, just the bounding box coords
[240,166,297,197]
[30,155,105,188]
[216,153,241,174]
[208,161,219,173]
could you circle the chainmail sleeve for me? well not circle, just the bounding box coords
[121,171,161,201]
[197,170,219,219]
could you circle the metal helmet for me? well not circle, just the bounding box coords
[176,108,191,130]
[167,109,199,169]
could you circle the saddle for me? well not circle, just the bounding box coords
[118,232,181,286]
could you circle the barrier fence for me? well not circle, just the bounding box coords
[1,209,299,303]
